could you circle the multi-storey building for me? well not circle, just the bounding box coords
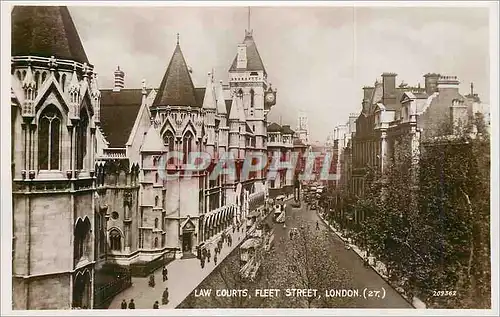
[295,110,310,145]
[11,6,102,309]
[349,72,489,223]
[265,122,295,198]
[11,6,277,310]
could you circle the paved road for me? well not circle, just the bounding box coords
[284,202,412,308]
[179,201,412,308]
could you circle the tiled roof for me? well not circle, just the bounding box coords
[281,125,294,135]
[267,122,281,132]
[12,6,89,64]
[153,44,198,107]
[225,99,232,115]
[229,33,266,73]
[100,89,143,147]
[215,81,227,115]
[195,88,206,107]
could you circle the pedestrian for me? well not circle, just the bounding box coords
[149,274,155,287]
[207,249,211,262]
[214,253,218,265]
[316,221,320,230]
[162,266,167,282]
[128,299,135,309]
[153,301,159,309]
[121,299,127,309]
[162,288,169,305]
[201,257,205,268]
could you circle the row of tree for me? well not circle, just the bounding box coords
[325,120,490,308]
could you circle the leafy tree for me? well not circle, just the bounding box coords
[281,226,352,308]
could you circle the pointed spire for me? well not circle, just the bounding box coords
[69,68,80,93]
[470,82,474,95]
[216,80,227,115]
[91,73,100,98]
[153,37,197,107]
[177,33,180,45]
[22,65,36,89]
[238,94,246,123]
[154,111,161,128]
[229,93,240,121]
[202,72,217,110]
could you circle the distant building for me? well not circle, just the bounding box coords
[295,111,310,145]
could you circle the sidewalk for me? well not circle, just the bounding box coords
[108,204,275,310]
[108,221,251,309]
[316,211,427,309]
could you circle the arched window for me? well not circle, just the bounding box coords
[155,173,159,183]
[38,105,61,170]
[74,218,91,261]
[41,72,47,85]
[61,74,67,92]
[76,109,89,170]
[250,89,255,108]
[155,196,159,207]
[109,229,122,251]
[154,218,159,229]
[183,131,194,164]
[154,237,159,248]
[164,130,175,153]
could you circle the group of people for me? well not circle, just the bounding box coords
[120,299,135,309]
[199,229,236,268]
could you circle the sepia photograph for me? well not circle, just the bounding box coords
[2,1,498,315]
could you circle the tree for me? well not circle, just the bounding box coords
[281,226,352,308]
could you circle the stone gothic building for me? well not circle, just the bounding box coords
[11,6,277,310]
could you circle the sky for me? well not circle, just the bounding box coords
[69,5,490,143]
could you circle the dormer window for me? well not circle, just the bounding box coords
[250,72,258,76]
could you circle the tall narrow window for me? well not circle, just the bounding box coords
[250,89,255,108]
[109,229,122,251]
[155,196,159,207]
[154,237,159,248]
[164,131,175,153]
[183,131,193,164]
[38,105,61,170]
[154,218,159,229]
[76,110,89,170]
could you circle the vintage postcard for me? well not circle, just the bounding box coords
[2,1,498,315]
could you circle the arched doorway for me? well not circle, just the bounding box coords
[73,270,91,309]
[181,219,195,254]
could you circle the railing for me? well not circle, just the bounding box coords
[94,268,132,309]
[102,148,127,158]
[129,250,176,277]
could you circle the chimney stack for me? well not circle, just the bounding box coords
[381,72,397,105]
[423,73,440,95]
[113,66,124,91]
[437,75,460,92]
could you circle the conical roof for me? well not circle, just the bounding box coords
[202,72,216,110]
[216,80,227,115]
[153,41,198,107]
[12,6,89,64]
[229,94,240,121]
[229,32,266,74]
[141,124,165,152]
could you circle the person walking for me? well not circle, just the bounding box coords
[316,221,320,230]
[128,299,135,309]
[121,299,127,309]
[214,252,218,265]
[207,249,211,263]
[153,301,159,309]
[162,288,169,305]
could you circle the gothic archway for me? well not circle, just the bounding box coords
[73,270,91,309]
